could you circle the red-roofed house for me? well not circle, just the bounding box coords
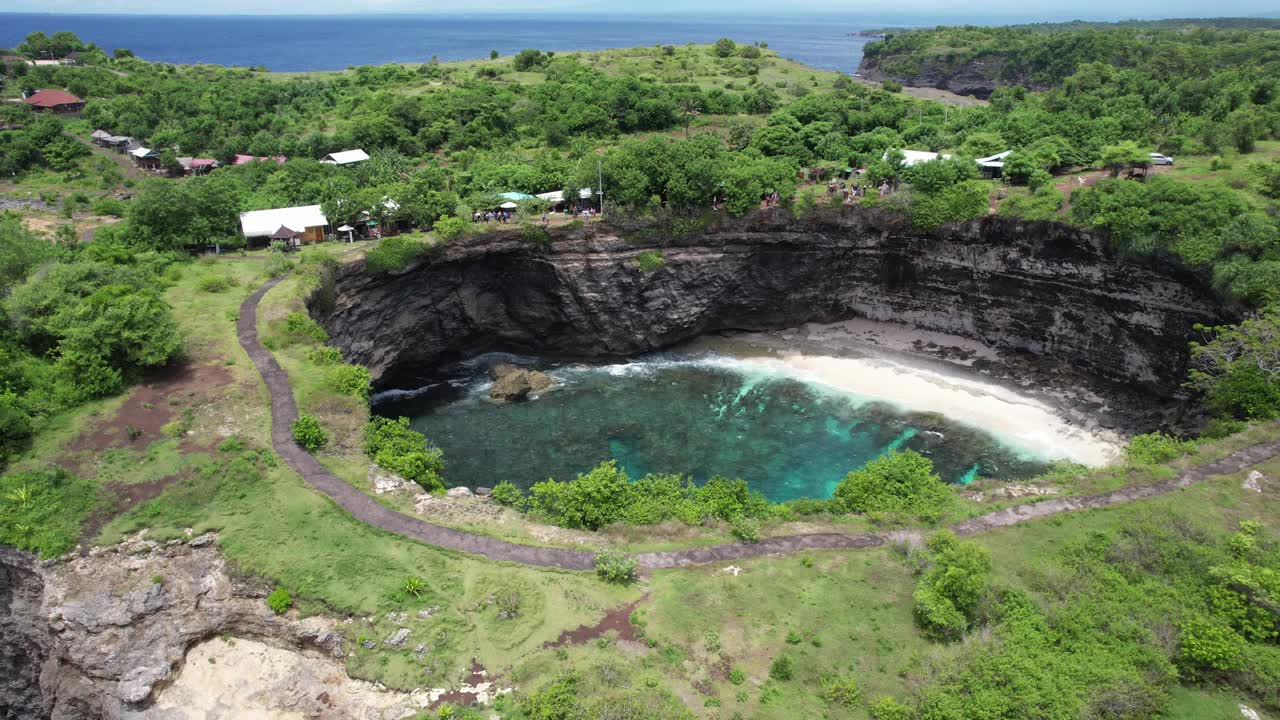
[23,89,86,114]
[176,157,219,175]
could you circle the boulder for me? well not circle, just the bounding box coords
[527,369,553,392]
[488,361,519,380]
[446,486,474,499]
[383,628,410,648]
[489,369,534,401]
[1243,470,1265,493]
[489,363,554,402]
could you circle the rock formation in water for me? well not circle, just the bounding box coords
[489,363,554,402]
[315,209,1232,402]
[0,536,343,719]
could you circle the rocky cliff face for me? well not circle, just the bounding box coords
[856,53,1046,99]
[317,209,1232,400]
[0,536,343,720]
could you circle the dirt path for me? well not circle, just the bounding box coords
[77,135,143,178]
[239,277,1277,571]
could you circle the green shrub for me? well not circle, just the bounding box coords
[490,480,524,507]
[366,235,426,273]
[364,416,445,491]
[594,549,638,584]
[91,196,127,217]
[768,654,794,681]
[634,250,665,272]
[1201,417,1248,439]
[868,695,913,720]
[197,275,230,293]
[291,414,327,451]
[730,515,761,543]
[433,216,468,242]
[521,675,581,719]
[834,450,951,522]
[908,181,989,231]
[881,80,903,92]
[1124,432,1194,466]
[728,667,746,685]
[819,674,862,707]
[912,530,991,640]
[267,586,293,614]
[283,312,328,343]
[520,223,552,248]
[265,247,294,278]
[307,346,344,365]
[324,363,371,402]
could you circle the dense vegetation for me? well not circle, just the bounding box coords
[0,213,181,467]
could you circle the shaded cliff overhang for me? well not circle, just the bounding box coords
[314,207,1235,398]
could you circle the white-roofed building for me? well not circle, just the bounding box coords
[129,146,162,170]
[239,205,329,245]
[534,188,595,211]
[887,149,954,168]
[975,150,1014,178]
[319,149,370,165]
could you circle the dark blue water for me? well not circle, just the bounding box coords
[376,357,1050,503]
[0,13,885,72]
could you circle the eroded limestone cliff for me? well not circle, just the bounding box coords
[0,536,343,720]
[856,53,1044,99]
[316,209,1232,399]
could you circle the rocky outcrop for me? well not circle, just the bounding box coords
[856,53,1047,99]
[316,209,1232,401]
[489,366,553,401]
[0,536,343,719]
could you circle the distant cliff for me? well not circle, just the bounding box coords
[856,51,1047,99]
[316,208,1233,399]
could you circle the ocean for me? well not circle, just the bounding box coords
[0,13,961,74]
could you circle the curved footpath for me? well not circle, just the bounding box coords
[239,278,1279,571]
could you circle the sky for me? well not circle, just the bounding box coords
[4,0,1279,17]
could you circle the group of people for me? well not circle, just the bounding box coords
[827,178,894,205]
[472,210,514,223]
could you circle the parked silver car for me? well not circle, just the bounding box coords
[1149,152,1175,166]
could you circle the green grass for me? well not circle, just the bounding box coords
[642,548,931,719]
[1164,686,1265,719]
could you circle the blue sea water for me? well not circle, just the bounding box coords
[0,13,890,73]
[375,356,1050,503]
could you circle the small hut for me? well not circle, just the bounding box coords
[270,225,302,249]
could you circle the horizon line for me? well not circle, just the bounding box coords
[2,9,1273,20]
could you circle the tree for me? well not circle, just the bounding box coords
[489,49,499,60]
[513,48,547,71]
[912,530,991,639]
[713,38,737,58]
[1189,310,1280,420]
[1098,141,1148,177]
[904,157,977,194]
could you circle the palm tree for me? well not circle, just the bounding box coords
[679,96,702,140]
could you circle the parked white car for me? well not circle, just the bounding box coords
[1149,152,1175,166]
